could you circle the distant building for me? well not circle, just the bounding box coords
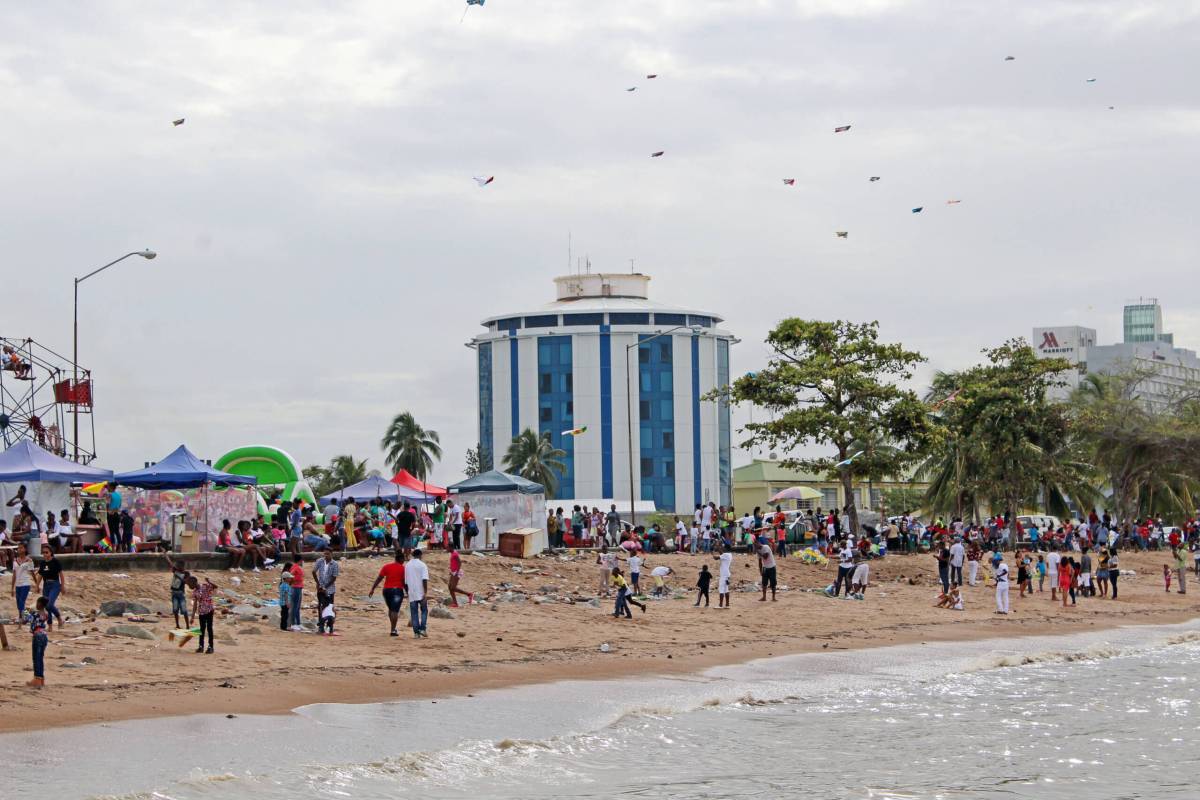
[1034,300,1200,408]
[471,273,735,511]
[733,458,929,516]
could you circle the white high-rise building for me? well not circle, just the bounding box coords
[470,273,735,511]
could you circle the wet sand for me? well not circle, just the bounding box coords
[1,547,1194,733]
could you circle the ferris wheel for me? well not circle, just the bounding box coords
[0,336,96,463]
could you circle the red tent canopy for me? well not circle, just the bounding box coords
[391,469,447,497]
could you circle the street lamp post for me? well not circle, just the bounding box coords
[624,325,701,530]
[73,249,157,461]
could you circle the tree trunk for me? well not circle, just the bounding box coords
[842,466,858,538]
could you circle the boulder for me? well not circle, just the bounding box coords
[240,626,263,635]
[100,600,150,617]
[82,656,99,664]
[230,604,262,615]
[107,624,155,640]
[429,606,456,620]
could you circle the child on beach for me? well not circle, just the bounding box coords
[189,574,218,654]
[610,567,646,619]
[851,558,870,597]
[628,553,643,596]
[934,583,963,610]
[695,564,711,606]
[1017,554,1030,598]
[278,571,293,631]
[1059,558,1074,607]
[1036,554,1046,592]
[1163,563,1172,592]
[164,553,191,630]
[25,596,50,688]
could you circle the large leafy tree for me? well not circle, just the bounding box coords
[502,428,566,499]
[934,340,1098,537]
[1071,369,1200,524]
[381,412,442,480]
[919,369,985,520]
[728,319,931,537]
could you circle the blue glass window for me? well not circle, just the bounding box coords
[654,313,686,326]
[537,336,574,499]
[563,313,604,326]
[496,317,522,332]
[525,315,558,328]
[611,312,650,325]
[687,315,713,328]
[477,342,494,471]
[638,334,677,511]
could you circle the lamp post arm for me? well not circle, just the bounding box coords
[75,252,142,286]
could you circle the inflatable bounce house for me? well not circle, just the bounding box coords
[213,445,318,520]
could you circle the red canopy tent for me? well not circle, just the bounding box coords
[391,469,447,498]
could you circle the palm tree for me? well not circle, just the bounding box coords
[502,428,566,498]
[381,412,442,480]
[329,455,369,487]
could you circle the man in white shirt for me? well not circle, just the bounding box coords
[833,541,855,597]
[993,556,1010,614]
[628,553,643,595]
[1046,548,1061,602]
[717,547,733,607]
[405,550,431,638]
[949,539,966,586]
[701,503,714,530]
[447,500,463,550]
[758,542,778,601]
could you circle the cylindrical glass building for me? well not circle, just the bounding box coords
[472,273,734,512]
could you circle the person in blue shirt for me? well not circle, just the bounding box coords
[105,482,123,552]
[1028,524,1041,551]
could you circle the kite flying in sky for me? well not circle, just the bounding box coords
[946,199,961,205]
[461,0,484,21]
[172,118,185,126]
[782,178,795,186]
[626,87,637,92]
[835,231,849,238]
[562,426,588,437]
[646,74,658,79]
[835,450,864,468]
[869,176,881,182]
[1086,77,1097,83]
[650,151,664,157]
[472,176,494,187]
[912,207,923,213]
[834,125,851,133]
[1004,55,1015,61]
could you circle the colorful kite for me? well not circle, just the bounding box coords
[946,199,961,205]
[912,207,924,213]
[650,151,664,157]
[835,450,864,468]
[472,176,494,187]
[562,425,588,436]
[834,125,851,133]
[782,178,795,186]
[835,231,849,238]
[462,0,484,21]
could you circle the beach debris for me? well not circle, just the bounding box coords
[82,656,98,664]
[107,624,155,640]
[109,573,131,579]
[473,175,494,187]
[599,642,611,653]
[99,600,150,617]
[457,631,466,638]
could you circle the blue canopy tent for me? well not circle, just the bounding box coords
[448,470,545,495]
[0,440,113,530]
[112,445,258,489]
[319,474,436,505]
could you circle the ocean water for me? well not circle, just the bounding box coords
[8,621,1200,800]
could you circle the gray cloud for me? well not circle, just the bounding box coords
[1,0,1197,476]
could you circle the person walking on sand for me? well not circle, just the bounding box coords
[967,540,982,586]
[10,542,34,620]
[949,536,966,588]
[189,574,217,654]
[596,546,617,596]
[834,539,855,598]
[406,549,430,638]
[286,559,305,631]
[1047,547,1061,602]
[716,546,733,608]
[993,553,1010,614]
[695,564,711,607]
[369,550,407,636]
[611,566,645,618]
[758,539,778,601]
[164,553,192,630]
[34,545,65,630]
[313,549,339,635]
[1173,546,1188,595]
[447,547,474,607]
[1059,556,1074,607]
[278,571,292,631]
[25,596,50,689]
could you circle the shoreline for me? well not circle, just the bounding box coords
[2,549,1196,735]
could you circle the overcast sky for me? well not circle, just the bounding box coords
[2,0,1197,480]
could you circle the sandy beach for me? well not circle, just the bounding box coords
[2,548,1195,734]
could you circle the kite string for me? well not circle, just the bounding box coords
[461,6,469,23]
